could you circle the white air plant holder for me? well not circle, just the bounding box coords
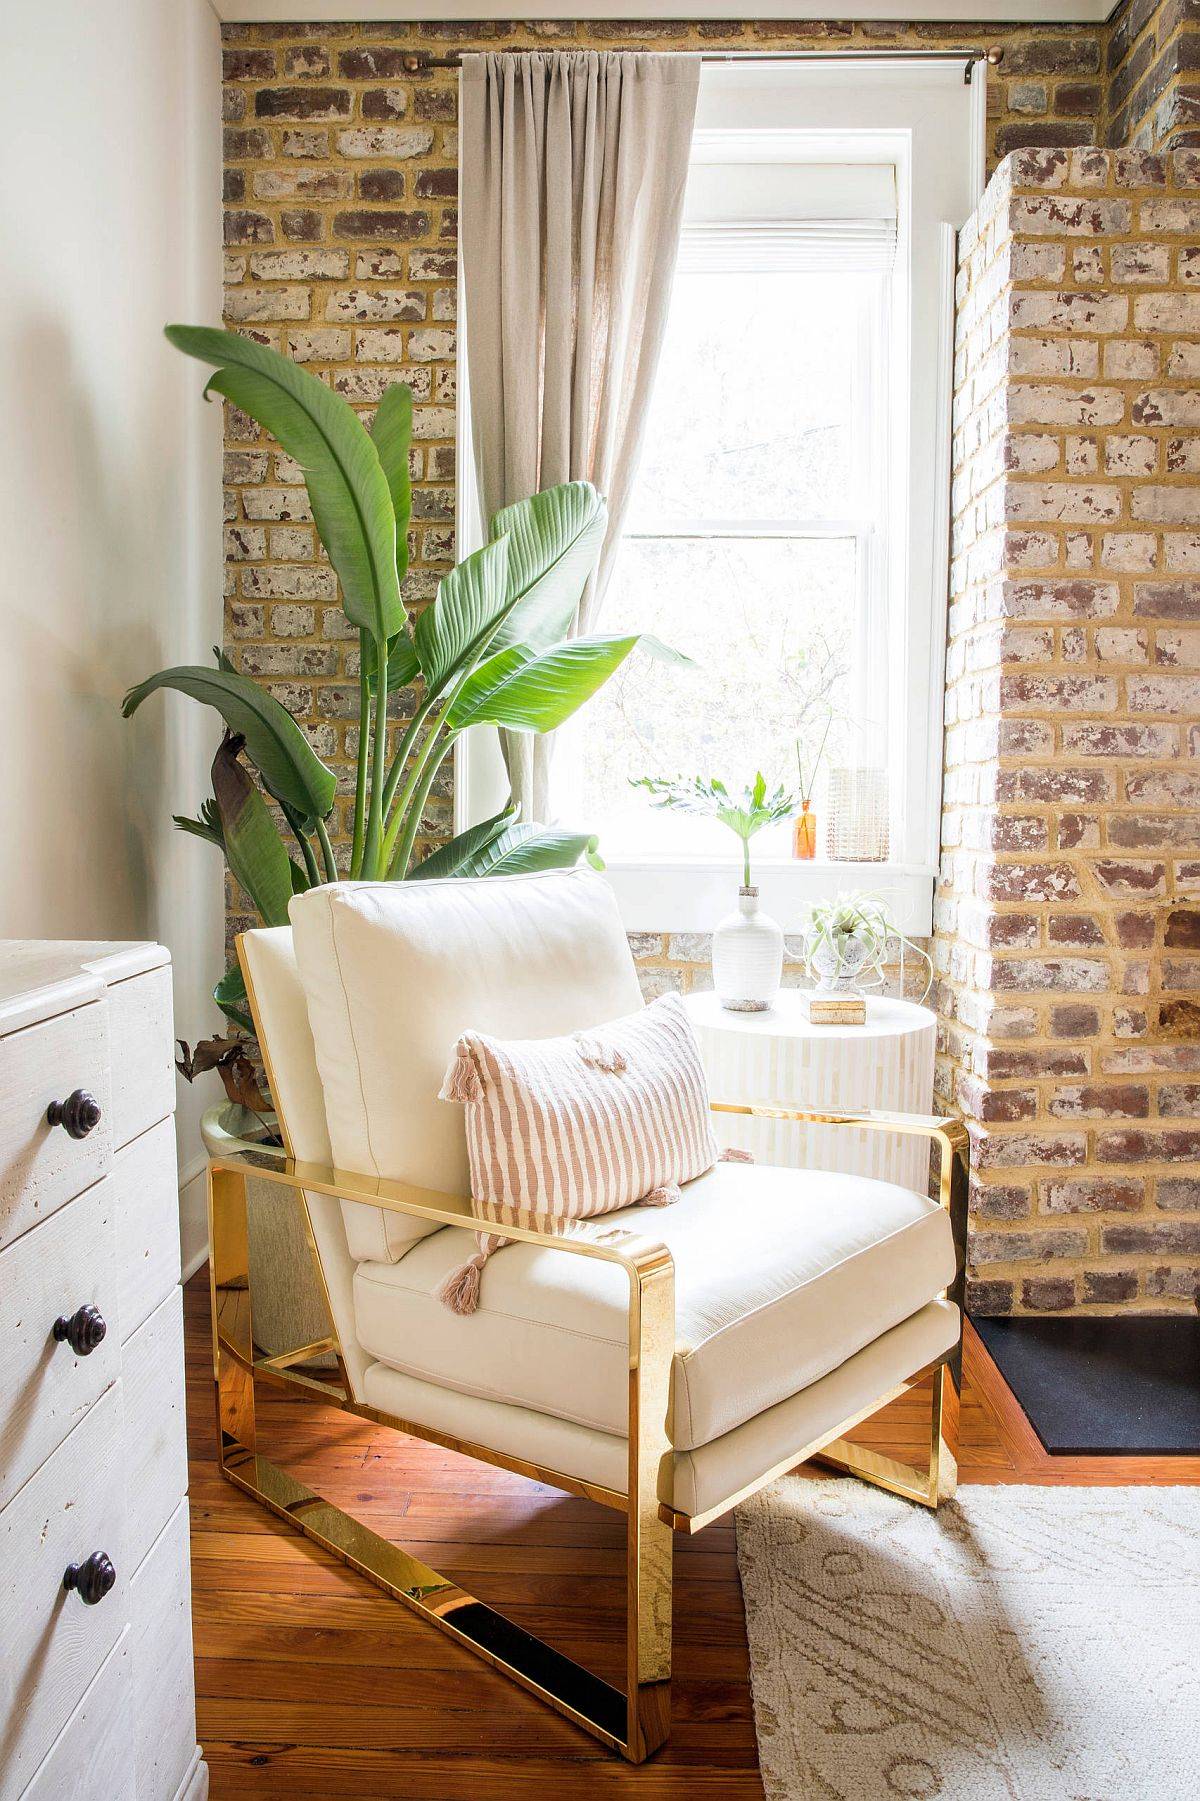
[801,892,934,1004]
[808,929,873,994]
[711,885,784,1012]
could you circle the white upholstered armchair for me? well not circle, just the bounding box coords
[207,868,967,1764]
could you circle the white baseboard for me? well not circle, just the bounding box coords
[178,1155,210,1281]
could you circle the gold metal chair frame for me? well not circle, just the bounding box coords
[208,975,968,1764]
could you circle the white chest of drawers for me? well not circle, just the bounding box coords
[0,943,206,1801]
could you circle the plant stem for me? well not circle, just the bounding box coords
[380,695,435,819]
[380,712,445,875]
[315,815,338,883]
[349,636,370,878]
[388,730,458,879]
[361,637,389,879]
[280,799,320,887]
[742,839,751,888]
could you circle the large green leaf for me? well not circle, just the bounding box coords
[473,824,604,877]
[448,634,685,734]
[406,804,517,882]
[123,665,335,826]
[370,382,413,585]
[487,483,608,655]
[213,962,254,1034]
[361,627,419,694]
[414,536,511,698]
[211,735,294,928]
[165,325,402,644]
[172,797,224,851]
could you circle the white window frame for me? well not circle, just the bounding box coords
[456,57,985,937]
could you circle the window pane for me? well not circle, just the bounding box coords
[564,536,866,860]
[630,270,872,525]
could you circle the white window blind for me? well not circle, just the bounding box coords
[679,160,897,273]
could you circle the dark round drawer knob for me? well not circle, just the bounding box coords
[63,1551,116,1606]
[53,1305,107,1357]
[46,1090,102,1140]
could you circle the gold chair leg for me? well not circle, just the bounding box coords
[207,1166,674,1763]
[813,1357,960,1509]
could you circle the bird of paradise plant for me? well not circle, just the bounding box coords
[125,326,679,1033]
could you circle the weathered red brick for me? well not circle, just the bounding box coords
[1103,1220,1200,1253]
[1021,1276,1077,1311]
[1097,1128,1200,1161]
[1043,1177,1144,1213]
[1048,1083,1150,1119]
[255,87,351,120]
[1049,1006,1101,1041]
[1083,1270,1138,1303]
[333,209,430,241]
[966,1279,1013,1314]
[1166,909,1200,948]
[1160,999,1200,1036]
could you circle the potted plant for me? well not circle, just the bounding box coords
[128,326,680,1034]
[803,891,932,1001]
[631,772,794,1011]
[128,325,677,1352]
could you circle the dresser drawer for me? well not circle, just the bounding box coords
[0,1385,128,1795]
[115,1118,181,1345]
[122,1290,188,1572]
[129,1501,199,1801]
[0,1182,119,1511]
[105,968,175,1150]
[0,1002,112,1251]
[19,1629,135,1801]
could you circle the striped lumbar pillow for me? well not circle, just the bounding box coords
[437,991,718,1313]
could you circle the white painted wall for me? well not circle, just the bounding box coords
[0,0,223,1271]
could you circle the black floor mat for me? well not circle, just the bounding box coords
[972,1315,1200,1455]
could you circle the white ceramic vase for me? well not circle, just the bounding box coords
[712,885,784,1012]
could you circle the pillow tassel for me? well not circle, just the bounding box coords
[643,1182,681,1206]
[719,1147,755,1164]
[575,1035,628,1074]
[437,1248,490,1315]
[440,1042,484,1104]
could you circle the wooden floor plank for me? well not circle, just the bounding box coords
[184,1273,1196,1798]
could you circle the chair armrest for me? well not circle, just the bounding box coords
[709,1099,969,1313]
[207,1142,675,1531]
[209,1139,672,1283]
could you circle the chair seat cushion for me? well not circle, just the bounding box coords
[352,1158,956,1453]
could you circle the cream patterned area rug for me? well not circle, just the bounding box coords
[736,1478,1199,1800]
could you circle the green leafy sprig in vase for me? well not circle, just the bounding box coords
[631,772,794,1011]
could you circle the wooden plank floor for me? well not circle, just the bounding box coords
[184,1274,1200,1798]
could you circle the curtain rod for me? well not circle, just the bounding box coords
[397,46,1004,84]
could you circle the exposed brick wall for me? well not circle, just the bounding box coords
[219,15,1109,986]
[219,20,1197,1314]
[1106,0,1200,149]
[940,146,1200,1316]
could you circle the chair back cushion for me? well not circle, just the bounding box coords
[289,869,644,1261]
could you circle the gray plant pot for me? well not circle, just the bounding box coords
[201,1103,336,1368]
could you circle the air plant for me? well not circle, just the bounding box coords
[803,891,932,1000]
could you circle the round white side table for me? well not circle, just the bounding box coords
[683,989,937,1192]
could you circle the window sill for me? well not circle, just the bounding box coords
[602,857,936,937]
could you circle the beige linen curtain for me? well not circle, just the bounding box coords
[460,50,700,821]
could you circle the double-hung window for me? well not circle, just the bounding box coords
[559,154,897,871]
[459,60,985,934]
